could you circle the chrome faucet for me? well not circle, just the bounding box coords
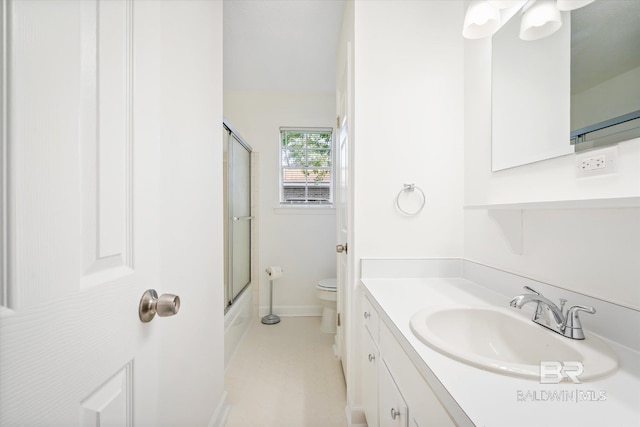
[509,286,596,340]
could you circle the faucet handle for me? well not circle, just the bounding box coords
[567,305,596,316]
[523,286,540,295]
[563,305,596,339]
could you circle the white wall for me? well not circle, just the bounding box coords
[224,91,337,316]
[345,1,465,421]
[352,0,465,269]
[465,209,640,310]
[155,1,227,425]
[464,35,640,310]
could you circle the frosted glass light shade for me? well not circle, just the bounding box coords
[463,0,501,39]
[556,0,595,11]
[520,0,562,41]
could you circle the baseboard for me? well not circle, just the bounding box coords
[258,304,322,317]
[345,403,367,427]
[333,334,341,360]
[208,391,230,427]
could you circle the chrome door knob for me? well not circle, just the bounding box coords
[336,243,348,253]
[139,289,181,323]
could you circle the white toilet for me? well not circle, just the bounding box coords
[316,278,337,333]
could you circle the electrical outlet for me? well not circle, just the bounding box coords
[576,147,617,177]
[578,155,606,171]
[579,158,594,171]
[592,155,606,169]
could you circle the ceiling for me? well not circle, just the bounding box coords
[223,0,346,93]
[224,0,639,95]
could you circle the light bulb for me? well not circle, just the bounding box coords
[520,0,562,41]
[463,0,501,39]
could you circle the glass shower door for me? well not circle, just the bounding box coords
[227,131,252,306]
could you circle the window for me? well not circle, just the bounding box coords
[280,127,333,205]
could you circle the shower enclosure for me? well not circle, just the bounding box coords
[223,122,252,310]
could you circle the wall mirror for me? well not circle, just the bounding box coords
[491,0,640,171]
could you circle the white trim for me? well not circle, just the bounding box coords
[344,403,367,427]
[207,391,230,427]
[0,0,7,308]
[279,127,335,205]
[464,196,640,210]
[280,126,333,133]
[273,206,335,215]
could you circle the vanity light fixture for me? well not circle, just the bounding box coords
[519,0,563,40]
[462,0,596,40]
[462,0,502,39]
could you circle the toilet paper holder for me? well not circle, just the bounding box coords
[263,266,283,325]
[265,266,283,278]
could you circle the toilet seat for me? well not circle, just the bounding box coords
[316,278,337,291]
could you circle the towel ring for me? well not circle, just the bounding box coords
[395,184,425,216]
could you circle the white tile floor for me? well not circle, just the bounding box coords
[224,317,348,427]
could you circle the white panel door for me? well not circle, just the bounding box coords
[335,42,353,379]
[0,1,223,425]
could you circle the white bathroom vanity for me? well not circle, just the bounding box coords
[357,260,640,427]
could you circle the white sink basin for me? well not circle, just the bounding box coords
[410,306,618,381]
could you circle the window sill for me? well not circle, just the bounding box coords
[274,205,336,215]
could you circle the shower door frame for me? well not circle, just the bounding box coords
[224,121,253,310]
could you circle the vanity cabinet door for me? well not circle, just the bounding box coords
[362,329,380,427]
[379,360,408,427]
[379,323,455,427]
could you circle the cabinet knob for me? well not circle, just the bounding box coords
[368,354,375,362]
[390,408,401,420]
[364,311,370,319]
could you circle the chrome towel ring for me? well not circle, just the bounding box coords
[395,184,426,216]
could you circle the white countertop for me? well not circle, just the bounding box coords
[361,277,640,427]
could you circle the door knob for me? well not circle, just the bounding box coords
[336,243,348,254]
[139,289,181,323]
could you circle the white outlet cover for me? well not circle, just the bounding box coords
[575,145,618,178]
